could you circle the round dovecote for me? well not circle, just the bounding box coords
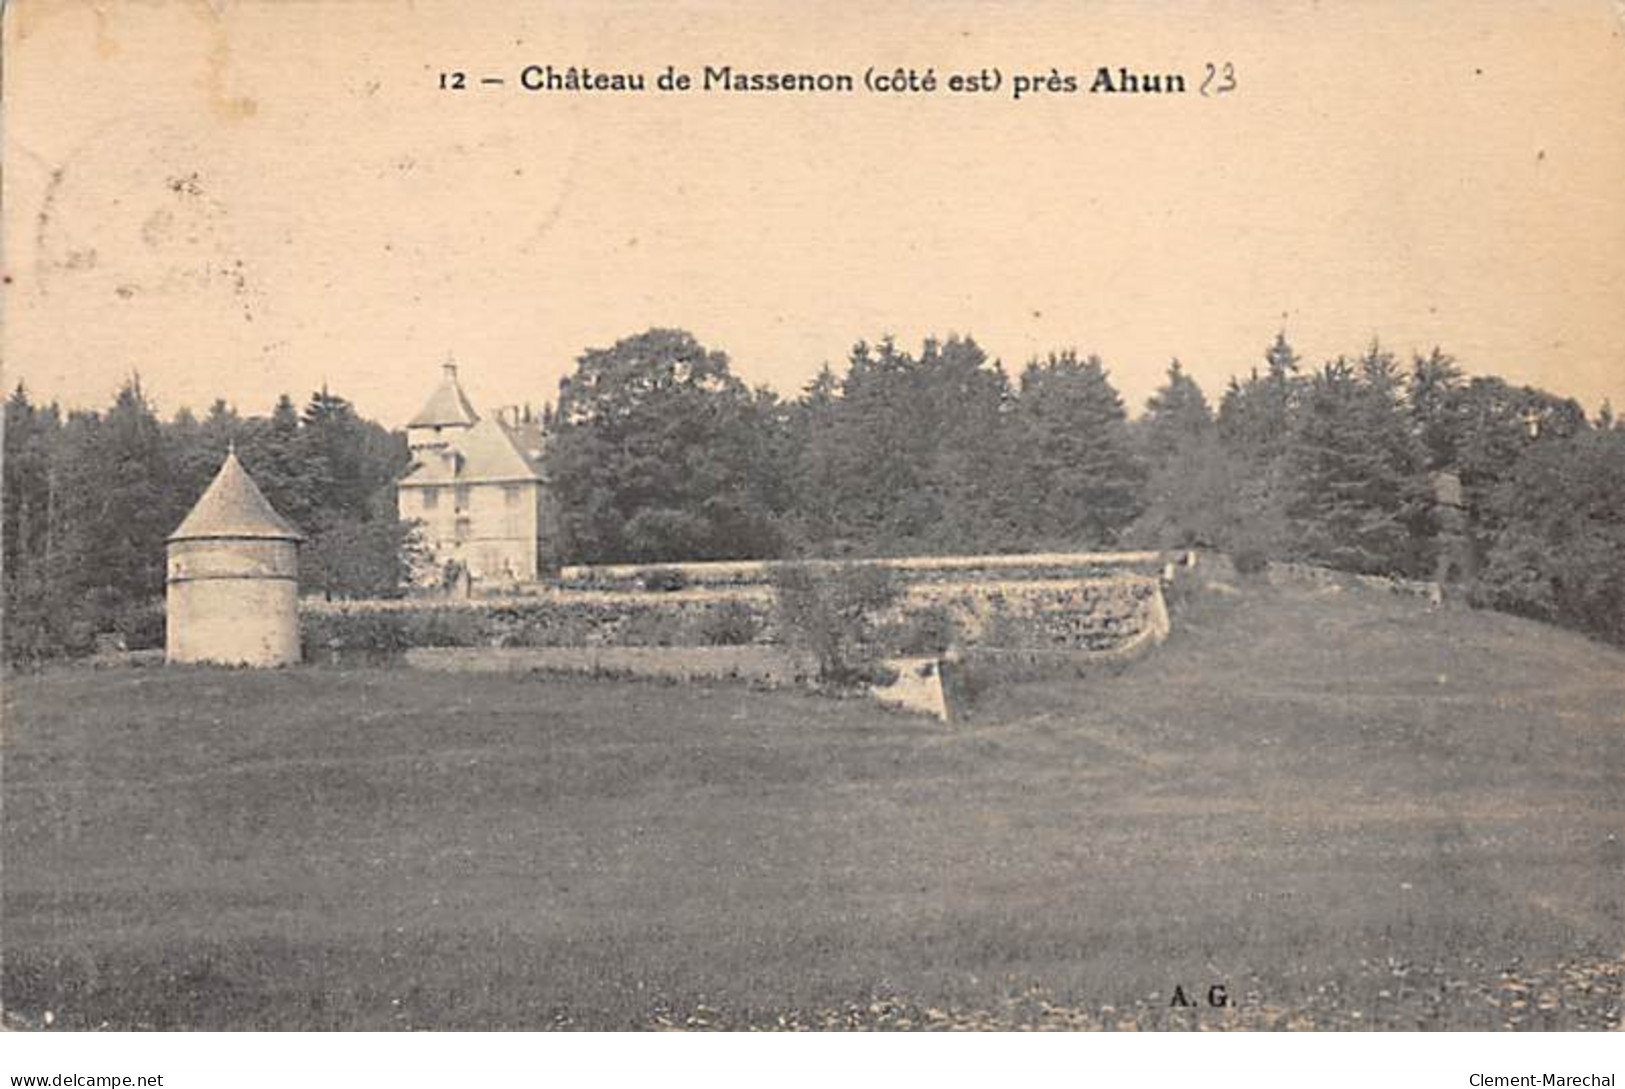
[166,448,303,667]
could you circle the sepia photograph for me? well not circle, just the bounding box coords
[1,0,1622,1069]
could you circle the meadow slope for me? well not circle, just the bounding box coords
[3,583,1622,1029]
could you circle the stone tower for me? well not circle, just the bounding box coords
[166,448,303,666]
[405,359,480,456]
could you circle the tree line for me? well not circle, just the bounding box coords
[2,383,419,660]
[4,325,1622,659]
[543,327,1624,644]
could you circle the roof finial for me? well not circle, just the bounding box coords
[443,353,458,381]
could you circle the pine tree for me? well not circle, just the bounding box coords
[49,379,173,637]
[825,337,935,549]
[1013,350,1145,546]
[1218,332,1301,460]
[302,386,370,519]
[3,386,57,585]
[1140,358,1213,463]
[785,363,845,552]
[238,393,327,531]
[2,385,66,658]
[916,335,1016,553]
[1408,347,1465,471]
[1284,351,1434,576]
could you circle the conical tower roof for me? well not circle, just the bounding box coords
[407,361,480,429]
[168,448,303,543]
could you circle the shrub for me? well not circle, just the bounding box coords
[2,579,67,663]
[440,559,468,593]
[1160,571,1199,615]
[615,608,688,646]
[1469,429,1625,646]
[112,598,167,651]
[696,599,762,646]
[402,609,488,648]
[297,594,776,657]
[300,609,413,658]
[882,604,961,655]
[1232,547,1270,577]
[7,591,171,660]
[772,563,899,688]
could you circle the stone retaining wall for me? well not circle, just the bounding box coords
[1264,562,1443,604]
[404,645,814,686]
[300,553,1181,718]
[382,573,1171,725]
[301,573,1166,656]
[555,551,1168,591]
[896,574,1163,650]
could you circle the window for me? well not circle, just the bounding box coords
[504,484,521,507]
[421,486,439,510]
[454,517,472,541]
[454,485,471,511]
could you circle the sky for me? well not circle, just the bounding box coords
[5,0,1625,428]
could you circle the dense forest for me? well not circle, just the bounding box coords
[1,385,419,660]
[5,327,1623,659]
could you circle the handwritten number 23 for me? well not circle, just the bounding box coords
[1201,63,1236,96]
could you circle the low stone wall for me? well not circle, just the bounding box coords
[302,572,1168,656]
[896,574,1163,650]
[556,550,1168,591]
[404,645,955,721]
[302,554,1179,718]
[1265,562,1443,604]
[934,580,1170,714]
[875,577,1171,721]
[404,645,814,686]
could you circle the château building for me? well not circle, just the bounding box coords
[398,362,548,585]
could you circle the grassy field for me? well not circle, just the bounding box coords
[3,581,1622,1030]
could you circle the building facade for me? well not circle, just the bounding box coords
[398,362,548,585]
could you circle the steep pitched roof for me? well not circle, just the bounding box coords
[505,418,546,466]
[407,364,480,429]
[455,418,543,481]
[169,449,303,542]
[400,418,544,486]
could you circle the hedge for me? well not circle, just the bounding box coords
[300,595,777,658]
